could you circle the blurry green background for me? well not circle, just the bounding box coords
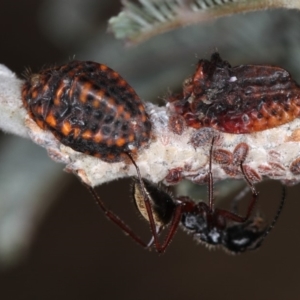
[0,1,300,299]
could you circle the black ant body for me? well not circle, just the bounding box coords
[133,179,285,253]
[85,138,285,254]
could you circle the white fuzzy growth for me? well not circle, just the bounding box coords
[1,64,300,187]
[0,65,28,138]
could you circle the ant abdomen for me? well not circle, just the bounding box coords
[132,178,176,229]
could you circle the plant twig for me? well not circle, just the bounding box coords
[109,0,300,45]
[1,63,300,188]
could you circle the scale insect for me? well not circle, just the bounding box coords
[22,60,152,162]
[168,52,300,133]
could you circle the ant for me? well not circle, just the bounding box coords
[132,179,285,253]
[85,138,285,254]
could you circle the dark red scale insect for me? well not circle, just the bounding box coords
[22,60,152,162]
[168,53,300,133]
[132,140,285,253]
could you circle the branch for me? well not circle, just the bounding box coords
[1,63,300,189]
[108,0,300,45]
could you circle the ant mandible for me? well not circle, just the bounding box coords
[85,137,285,253]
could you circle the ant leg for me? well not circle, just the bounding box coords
[155,201,184,252]
[128,155,187,253]
[217,181,259,223]
[83,183,148,248]
[146,226,161,248]
[126,152,179,253]
[208,137,215,211]
[230,185,251,214]
[220,157,260,223]
[240,163,258,196]
[239,163,259,220]
[146,204,183,252]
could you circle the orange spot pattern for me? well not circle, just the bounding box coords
[22,61,152,162]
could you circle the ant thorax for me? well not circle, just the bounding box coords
[181,206,268,253]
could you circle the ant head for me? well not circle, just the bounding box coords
[223,216,267,253]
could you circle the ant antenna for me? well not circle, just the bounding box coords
[253,185,286,250]
[208,136,215,210]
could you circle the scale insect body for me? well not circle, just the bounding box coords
[22,60,152,162]
[168,53,300,133]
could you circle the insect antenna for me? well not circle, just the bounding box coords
[252,185,286,250]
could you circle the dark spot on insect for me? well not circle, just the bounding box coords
[271,109,278,116]
[94,110,104,120]
[104,113,115,124]
[244,101,250,108]
[87,94,94,101]
[86,66,97,73]
[90,123,98,133]
[121,123,129,132]
[117,86,127,95]
[84,104,92,114]
[283,104,290,112]
[257,113,263,119]
[101,125,111,136]
[22,60,152,163]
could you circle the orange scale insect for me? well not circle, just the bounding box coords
[168,53,300,134]
[22,60,152,163]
